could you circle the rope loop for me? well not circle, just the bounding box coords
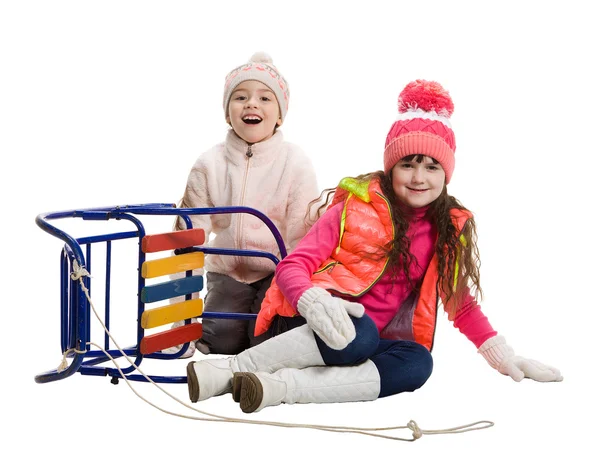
[56,347,87,372]
[70,260,90,281]
[407,420,423,439]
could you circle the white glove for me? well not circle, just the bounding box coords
[297,287,365,350]
[478,335,563,382]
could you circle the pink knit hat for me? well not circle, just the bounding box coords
[384,80,456,183]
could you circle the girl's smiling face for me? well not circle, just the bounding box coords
[392,155,446,208]
[226,80,281,144]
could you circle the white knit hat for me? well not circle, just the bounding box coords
[223,52,290,122]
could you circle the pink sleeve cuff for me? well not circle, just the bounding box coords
[452,300,498,348]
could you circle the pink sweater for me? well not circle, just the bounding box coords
[274,202,497,348]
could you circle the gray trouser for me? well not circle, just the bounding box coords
[200,271,273,355]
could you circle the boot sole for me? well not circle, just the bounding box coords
[235,372,263,413]
[186,361,199,403]
[232,374,243,403]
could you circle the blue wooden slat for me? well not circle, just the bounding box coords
[141,275,204,303]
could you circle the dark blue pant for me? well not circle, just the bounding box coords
[314,314,433,398]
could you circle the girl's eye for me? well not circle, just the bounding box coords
[260,96,271,102]
[401,163,413,168]
[234,96,246,101]
[427,165,440,171]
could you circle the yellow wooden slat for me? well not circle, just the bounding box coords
[141,298,204,329]
[141,252,204,278]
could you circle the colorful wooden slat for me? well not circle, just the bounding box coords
[141,275,204,303]
[141,228,206,253]
[141,252,204,279]
[141,298,204,329]
[140,323,203,355]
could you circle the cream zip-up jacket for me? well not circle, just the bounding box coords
[177,129,319,284]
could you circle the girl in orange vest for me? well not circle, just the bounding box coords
[186,80,562,413]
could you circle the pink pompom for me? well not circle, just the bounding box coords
[397,79,454,116]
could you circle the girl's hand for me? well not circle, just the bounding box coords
[296,287,365,350]
[478,335,563,382]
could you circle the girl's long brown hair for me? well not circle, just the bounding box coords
[307,164,482,318]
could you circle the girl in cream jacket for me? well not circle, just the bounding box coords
[173,52,319,356]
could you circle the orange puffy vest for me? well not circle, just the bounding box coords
[254,177,471,351]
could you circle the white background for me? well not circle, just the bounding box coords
[2,0,599,453]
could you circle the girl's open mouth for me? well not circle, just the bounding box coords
[243,115,262,125]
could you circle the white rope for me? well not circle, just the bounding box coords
[55,260,91,372]
[56,347,87,372]
[64,262,494,442]
[70,260,90,280]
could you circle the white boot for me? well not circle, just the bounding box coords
[187,358,231,402]
[234,359,381,413]
[187,324,325,403]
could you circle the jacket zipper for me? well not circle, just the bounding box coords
[430,289,439,351]
[314,261,337,274]
[235,144,252,281]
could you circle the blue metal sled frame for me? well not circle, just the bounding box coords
[35,203,287,385]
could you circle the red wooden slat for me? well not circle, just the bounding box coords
[141,229,206,253]
[140,323,203,355]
